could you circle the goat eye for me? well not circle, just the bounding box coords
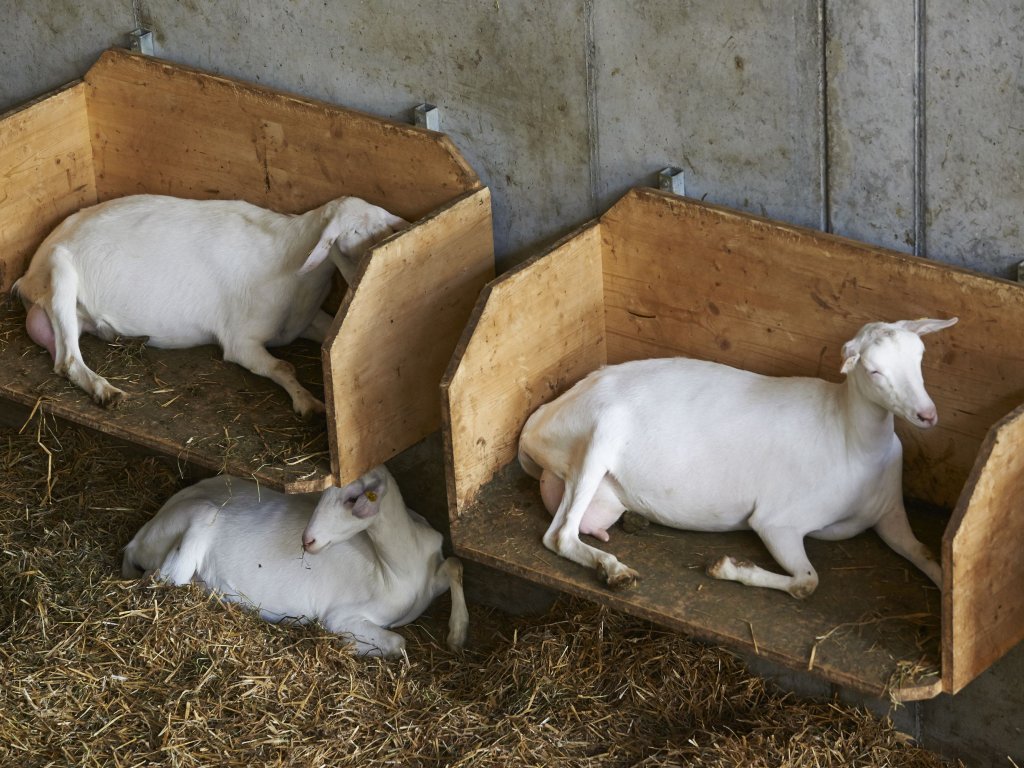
[868,369,882,377]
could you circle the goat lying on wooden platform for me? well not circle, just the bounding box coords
[12,194,407,418]
[518,318,957,596]
[123,466,468,657]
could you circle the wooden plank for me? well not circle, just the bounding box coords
[84,49,480,217]
[601,188,1024,509]
[943,404,1024,693]
[0,303,330,491]
[452,461,946,699]
[0,81,96,291]
[325,188,495,486]
[443,224,606,519]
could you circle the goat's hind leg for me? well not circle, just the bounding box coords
[542,445,638,589]
[298,310,334,345]
[708,523,819,598]
[47,248,125,406]
[433,557,469,651]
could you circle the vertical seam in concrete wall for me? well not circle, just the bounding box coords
[913,0,927,257]
[584,0,599,214]
[817,0,831,233]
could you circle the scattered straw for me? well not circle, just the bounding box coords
[0,415,956,767]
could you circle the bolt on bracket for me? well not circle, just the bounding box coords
[657,167,686,196]
[413,103,440,131]
[129,27,154,55]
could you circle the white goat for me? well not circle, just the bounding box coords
[518,318,957,597]
[122,467,468,657]
[12,194,407,417]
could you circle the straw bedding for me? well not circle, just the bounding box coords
[1,414,953,767]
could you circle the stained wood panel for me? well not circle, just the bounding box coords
[325,188,494,486]
[84,49,480,217]
[0,81,96,291]
[443,224,606,518]
[601,188,1024,509]
[944,404,1024,693]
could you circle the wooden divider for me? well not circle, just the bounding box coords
[326,188,494,486]
[84,49,480,217]
[0,82,96,291]
[944,404,1024,693]
[443,224,606,518]
[601,188,1024,509]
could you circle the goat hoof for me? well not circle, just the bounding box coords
[599,562,639,590]
[296,398,326,421]
[98,388,127,409]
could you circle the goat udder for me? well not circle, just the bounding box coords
[25,302,56,359]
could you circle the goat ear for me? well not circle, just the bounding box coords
[840,341,860,375]
[899,317,959,337]
[345,469,388,520]
[297,232,337,275]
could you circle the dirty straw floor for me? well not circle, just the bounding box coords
[1,414,954,767]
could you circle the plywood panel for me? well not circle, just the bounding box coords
[84,49,480,217]
[0,81,96,291]
[443,224,606,518]
[943,404,1024,693]
[326,188,494,486]
[601,188,1024,509]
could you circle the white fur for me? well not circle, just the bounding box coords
[518,318,957,596]
[12,194,407,417]
[122,467,468,657]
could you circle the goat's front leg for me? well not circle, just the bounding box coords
[708,523,819,598]
[433,557,469,651]
[542,455,638,589]
[298,310,334,345]
[324,615,407,658]
[221,338,325,419]
[874,505,942,587]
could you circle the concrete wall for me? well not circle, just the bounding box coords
[2,1,1022,764]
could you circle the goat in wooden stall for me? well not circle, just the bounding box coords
[12,194,407,417]
[122,466,468,657]
[518,318,957,596]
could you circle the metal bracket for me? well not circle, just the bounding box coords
[413,103,440,131]
[129,27,155,55]
[657,167,686,196]
[1017,260,1024,284]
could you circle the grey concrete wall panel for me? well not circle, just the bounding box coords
[826,1,917,251]
[927,3,1024,278]
[592,0,824,230]
[140,0,593,268]
[0,1,126,109]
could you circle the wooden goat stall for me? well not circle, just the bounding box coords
[0,49,493,491]
[442,187,1024,701]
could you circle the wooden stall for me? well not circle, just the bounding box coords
[442,187,1024,700]
[0,49,493,492]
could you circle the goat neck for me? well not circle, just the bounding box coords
[838,369,896,454]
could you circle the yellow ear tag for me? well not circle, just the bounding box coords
[365,491,378,502]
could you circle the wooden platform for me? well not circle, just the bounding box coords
[0,302,331,492]
[453,461,946,700]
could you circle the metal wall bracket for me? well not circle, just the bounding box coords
[129,27,155,55]
[657,167,686,196]
[1017,260,1024,284]
[413,103,440,131]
